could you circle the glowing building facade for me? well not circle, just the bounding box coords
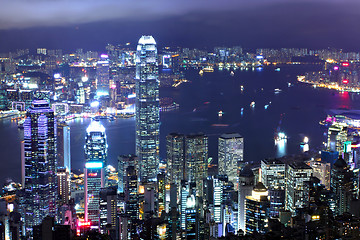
[23,100,57,232]
[135,35,160,181]
[84,121,107,228]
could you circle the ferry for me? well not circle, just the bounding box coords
[250,102,255,108]
[274,88,282,93]
[202,66,214,72]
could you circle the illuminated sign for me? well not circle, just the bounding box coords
[85,162,103,169]
[88,173,98,177]
[343,79,349,84]
[334,66,339,71]
[78,220,91,227]
[342,62,349,67]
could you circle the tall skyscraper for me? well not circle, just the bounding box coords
[84,121,107,228]
[245,182,270,235]
[185,134,208,198]
[23,100,57,232]
[285,162,313,215]
[331,157,353,216]
[96,54,110,97]
[57,122,71,205]
[238,166,255,232]
[135,35,160,181]
[261,159,286,217]
[218,133,244,190]
[166,133,185,186]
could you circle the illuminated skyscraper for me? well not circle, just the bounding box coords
[218,133,244,190]
[96,54,110,97]
[166,133,185,186]
[23,100,57,232]
[285,162,313,215]
[238,166,255,232]
[245,182,270,235]
[135,35,160,181]
[185,134,208,198]
[84,121,107,228]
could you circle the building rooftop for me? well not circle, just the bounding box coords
[138,35,156,45]
[262,158,285,165]
[219,133,243,139]
[288,161,313,170]
[86,120,105,134]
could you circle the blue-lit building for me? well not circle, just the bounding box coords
[135,35,160,181]
[84,120,108,228]
[23,100,57,233]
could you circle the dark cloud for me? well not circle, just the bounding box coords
[0,0,360,51]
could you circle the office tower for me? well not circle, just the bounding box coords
[96,54,110,97]
[84,121,107,228]
[125,165,139,238]
[57,122,71,170]
[245,182,270,235]
[166,133,185,186]
[261,159,286,217]
[218,133,244,190]
[285,162,313,215]
[185,134,208,197]
[306,158,331,190]
[331,157,353,216]
[84,161,104,228]
[135,35,160,181]
[238,166,255,232]
[327,122,348,152]
[118,155,138,194]
[99,187,117,235]
[57,167,71,205]
[84,121,108,166]
[157,173,166,215]
[23,100,57,232]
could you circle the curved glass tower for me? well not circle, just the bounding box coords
[135,35,160,181]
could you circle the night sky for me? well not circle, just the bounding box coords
[1,0,360,52]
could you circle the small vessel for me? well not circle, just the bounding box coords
[264,105,269,109]
[199,70,204,76]
[202,66,214,72]
[240,86,244,91]
[275,68,281,72]
[287,82,292,87]
[250,102,255,108]
[230,71,235,76]
[218,111,223,117]
[274,88,282,93]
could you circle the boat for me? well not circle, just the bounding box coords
[240,86,244,91]
[275,132,288,142]
[199,70,204,76]
[218,111,223,117]
[202,66,214,72]
[264,105,269,109]
[230,71,235,76]
[250,102,255,108]
[300,136,309,146]
[274,88,282,93]
[275,68,281,72]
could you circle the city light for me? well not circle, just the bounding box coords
[85,162,103,169]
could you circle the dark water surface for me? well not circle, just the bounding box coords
[2,65,360,185]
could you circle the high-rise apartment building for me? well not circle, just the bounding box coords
[23,100,57,232]
[135,35,160,181]
[218,133,244,189]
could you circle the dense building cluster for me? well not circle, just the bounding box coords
[1,37,360,240]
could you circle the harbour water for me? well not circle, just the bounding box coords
[2,65,360,185]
